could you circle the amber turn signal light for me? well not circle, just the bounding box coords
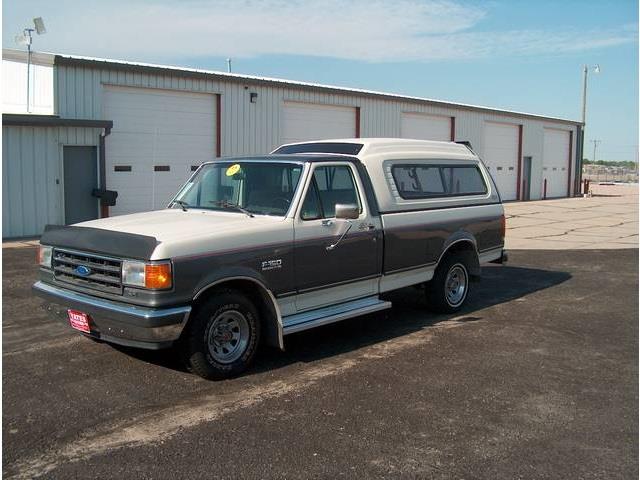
[144,263,172,289]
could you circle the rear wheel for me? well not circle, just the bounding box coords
[426,253,472,313]
[180,290,260,380]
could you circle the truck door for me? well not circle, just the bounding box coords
[293,162,381,312]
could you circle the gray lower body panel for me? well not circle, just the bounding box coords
[32,281,191,349]
[283,296,391,335]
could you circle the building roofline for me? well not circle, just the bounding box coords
[3,48,582,126]
[2,113,113,129]
[2,48,54,66]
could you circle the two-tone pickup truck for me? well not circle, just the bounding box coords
[34,138,506,379]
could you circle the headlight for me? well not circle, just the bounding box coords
[38,245,52,268]
[122,260,172,290]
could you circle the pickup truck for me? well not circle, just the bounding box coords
[34,138,506,379]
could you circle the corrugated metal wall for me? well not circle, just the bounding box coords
[2,125,102,237]
[2,62,579,238]
[54,63,579,204]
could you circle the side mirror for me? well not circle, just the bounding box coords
[335,203,359,220]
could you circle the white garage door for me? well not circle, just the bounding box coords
[281,102,356,145]
[400,113,451,141]
[104,86,216,216]
[483,122,519,201]
[542,128,570,198]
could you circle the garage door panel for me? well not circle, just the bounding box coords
[282,102,356,145]
[483,122,519,201]
[543,128,570,198]
[400,113,451,141]
[110,113,214,136]
[104,85,216,215]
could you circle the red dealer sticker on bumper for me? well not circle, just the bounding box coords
[67,310,91,333]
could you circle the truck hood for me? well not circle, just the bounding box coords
[76,209,283,244]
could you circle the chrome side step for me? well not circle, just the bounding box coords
[282,296,392,335]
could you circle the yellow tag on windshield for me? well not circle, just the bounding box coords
[226,164,241,177]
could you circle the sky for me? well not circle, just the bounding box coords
[3,0,638,162]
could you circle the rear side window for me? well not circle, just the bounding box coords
[392,164,487,199]
[391,166,444,198]
[440,167,487,195]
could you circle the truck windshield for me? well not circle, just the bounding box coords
[172,162,304,217]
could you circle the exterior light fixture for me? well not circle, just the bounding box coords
[250,92,258,103]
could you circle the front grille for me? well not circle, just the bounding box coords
[53,249,123,295]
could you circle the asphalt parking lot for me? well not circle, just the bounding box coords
[3,244,637,479]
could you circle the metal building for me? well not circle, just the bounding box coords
[2,48,583,238]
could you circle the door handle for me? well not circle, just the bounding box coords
[321,219,333,227]
[359,222,376,231]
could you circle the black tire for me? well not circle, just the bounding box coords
[179,290,261,380]
[425,252,473,313]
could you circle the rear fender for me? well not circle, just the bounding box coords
[437,232,481,277]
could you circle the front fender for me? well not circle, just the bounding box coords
[191,266,283,350]
[192,265,272,299]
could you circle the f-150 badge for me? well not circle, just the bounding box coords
[261,259,282,271]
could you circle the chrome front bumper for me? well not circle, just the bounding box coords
[32,281,191,350]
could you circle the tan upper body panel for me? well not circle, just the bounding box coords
[76,209,293,261]
[276,138,502,212]
[75,139,501,261]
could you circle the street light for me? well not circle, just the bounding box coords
[14,17,47,113]
[581,64,600,127]
[579,64,600,192]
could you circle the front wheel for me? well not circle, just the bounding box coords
[179,290,261,380]
[425,253,472,313]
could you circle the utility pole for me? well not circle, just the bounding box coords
[226,58,232,73]
[591,139,601,182]
[591,139,601,163]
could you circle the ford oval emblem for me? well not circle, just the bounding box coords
[75,265,92,276]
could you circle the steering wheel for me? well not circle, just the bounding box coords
[272,197,291,210]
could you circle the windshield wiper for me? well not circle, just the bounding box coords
[211,200,254,218]
[173,200,190,212]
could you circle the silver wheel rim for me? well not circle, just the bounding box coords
[445,264,468,307]
[207,310,250,364]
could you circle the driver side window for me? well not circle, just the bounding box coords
[300,165,361,220]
